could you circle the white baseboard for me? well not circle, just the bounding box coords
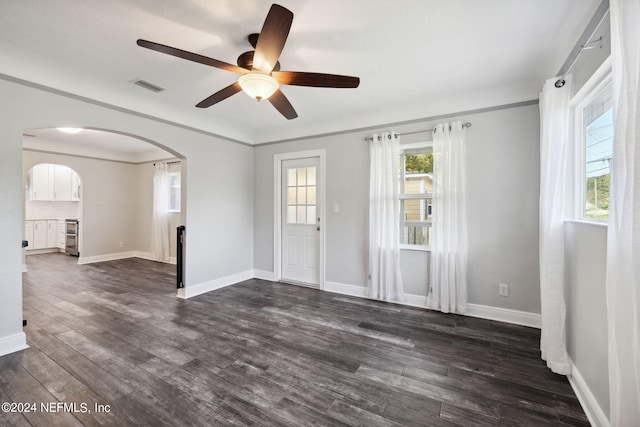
[253,269,275,281]
[25,248,62,255]
[78,251,138,265]
[324,281,429,309]
[465,303,541,328]
[402,293,429,308]
[289,277,541,329]
[78,251,176,265]
[0,332,29,357]
[134,251,176,265]
[324,281,368,298]
[179,270,254,299]
[568,360,610,427]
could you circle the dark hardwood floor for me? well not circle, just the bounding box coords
[1,253,588,426]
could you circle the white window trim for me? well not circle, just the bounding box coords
[399,141,432,252]
[570,56,612,224]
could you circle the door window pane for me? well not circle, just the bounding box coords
[307,206,316,225]
[286,166,318,225]
[288,169,297,186]
[297,168,307,186]
[297,187,307,205]
[307,167,316,185]
[288,187,296,204]
[297,206,306,223]
[287,206,296,223]
[307,186,316,205]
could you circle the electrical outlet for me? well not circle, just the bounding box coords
[499,283,509,297]
[119,241,124,248]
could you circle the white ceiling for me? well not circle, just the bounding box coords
[2,0,600,146]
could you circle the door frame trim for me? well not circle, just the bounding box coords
[273,149,326,290]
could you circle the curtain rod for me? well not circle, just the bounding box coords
[153,160,181,166]
[364,122,472,142]
[555,1,609,87]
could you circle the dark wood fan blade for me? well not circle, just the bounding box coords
[137,39,248,75]
[196,83,242,108]
[272,71,360,88]
[268,89,298,120]
[253,4,293,73]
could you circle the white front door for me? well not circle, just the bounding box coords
[281,157,320,286]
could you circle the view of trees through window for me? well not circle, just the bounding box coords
[405,153,433,174]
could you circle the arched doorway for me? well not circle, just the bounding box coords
[22,127,186,291]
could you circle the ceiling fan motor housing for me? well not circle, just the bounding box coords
[237,50,281,72]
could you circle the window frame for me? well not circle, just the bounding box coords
[168,171,181,213]
[570,59,612,224]
[399,141,433,252]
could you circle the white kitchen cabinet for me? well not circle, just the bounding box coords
[32,220,48,249]
[25,219,65,250]
[71,170,81,201]
[53,165,72,201]
[28,164,81,202]
[30,164,53,201]
[47,220,58,248]
[24,221,34,249]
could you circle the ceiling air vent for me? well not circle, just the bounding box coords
[133,79,165,93]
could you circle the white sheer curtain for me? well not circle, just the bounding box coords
[151,162,171,262]
[368,131,403,302]
[606,0,640,424]
[428,121,468,314]
[538,75,572,375]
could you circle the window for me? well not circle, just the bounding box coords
[168,172,181,212]
[399,143,433,249]
[286,166,316,224]
[575,73,613,221]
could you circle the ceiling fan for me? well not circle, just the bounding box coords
[137,3,360,120]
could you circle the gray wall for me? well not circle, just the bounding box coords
[254,102,542,313]
[565,222,609,416]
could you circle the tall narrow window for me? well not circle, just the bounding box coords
[399,144,432,248]
[168,172,181,212]
[582,83,613,220]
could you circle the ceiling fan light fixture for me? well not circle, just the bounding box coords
[238,72,279,101]
[57,127,83,134]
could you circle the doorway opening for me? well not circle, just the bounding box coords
[22,127,187,293]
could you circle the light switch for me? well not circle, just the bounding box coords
[333,203,340,213]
